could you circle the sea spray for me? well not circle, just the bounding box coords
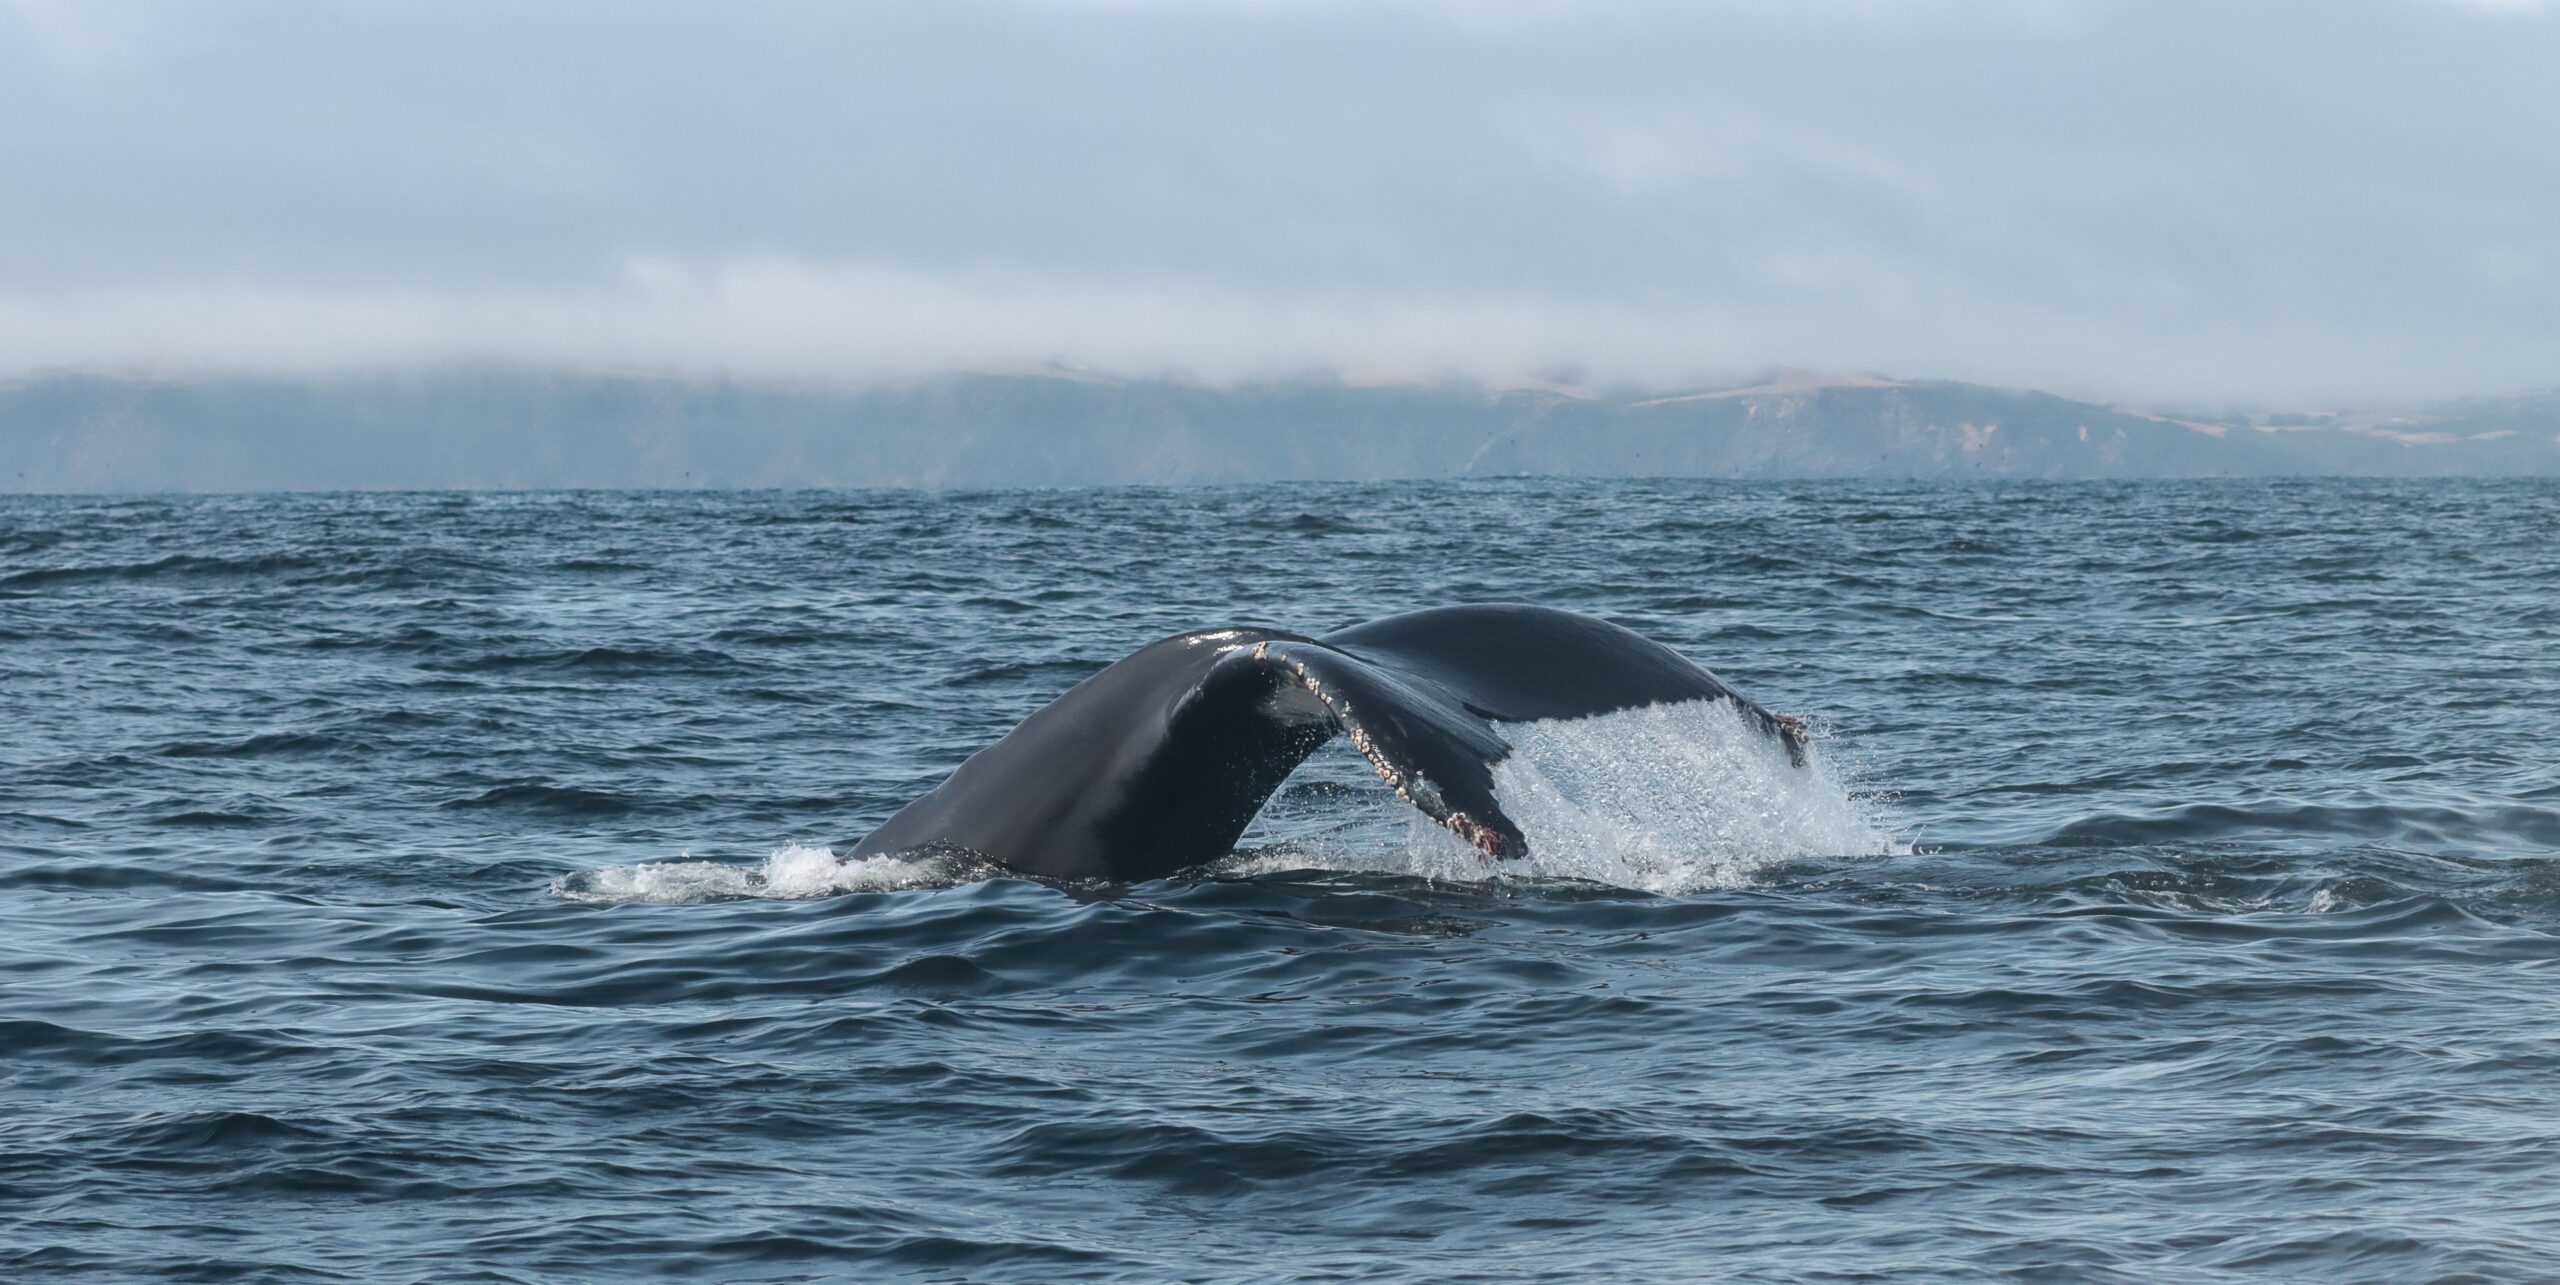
[551,843,962,905]
[1223,699,1901,892]
[1487,699,1900,892]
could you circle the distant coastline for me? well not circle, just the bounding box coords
[4,368,2554,492]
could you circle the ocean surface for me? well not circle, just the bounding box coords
[4,478,2557,1281]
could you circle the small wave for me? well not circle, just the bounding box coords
[740,507,869,525]
[448,782,650,817]
[150,808,282,829]
[2043,802,2560,851]
[0,527,67,555]
[152,732,341,759]
[104,1109,325,1153]
[942,658,1103,688]
[0,552,318,589]
[708,625,833,645]
[1243,512,1364,535]
[426,646,743,675]
[1711,553,1802,573]
[0,860,257,892]
[287,550,513,589]
[551,843,972,905]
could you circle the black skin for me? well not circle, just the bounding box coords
[849,605,1809,883]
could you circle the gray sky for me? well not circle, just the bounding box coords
[2,0,2555,403]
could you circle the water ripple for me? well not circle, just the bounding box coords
[2,479,2556,1279]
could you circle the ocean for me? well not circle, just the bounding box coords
[4,478,2556,1280]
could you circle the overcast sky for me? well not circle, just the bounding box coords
[2,0,2554,403]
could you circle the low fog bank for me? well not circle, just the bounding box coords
[5,369,2555,493]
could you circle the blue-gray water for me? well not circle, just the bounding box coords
[5,479,2557,1281]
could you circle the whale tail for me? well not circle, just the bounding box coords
[851,605,1804,882]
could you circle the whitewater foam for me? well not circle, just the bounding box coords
[551,843,962,906]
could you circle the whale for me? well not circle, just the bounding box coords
[849,604,1808,882]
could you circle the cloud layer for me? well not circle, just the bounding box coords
[3,0,2555,402]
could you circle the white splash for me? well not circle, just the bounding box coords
[1224,699,1902,894]
[550,843,960,906]
[563,703,1897,903]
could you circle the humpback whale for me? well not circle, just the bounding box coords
[851,605,1809,882]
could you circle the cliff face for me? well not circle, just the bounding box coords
[3,370,2553,491]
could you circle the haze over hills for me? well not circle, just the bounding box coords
[3,368,2555,493]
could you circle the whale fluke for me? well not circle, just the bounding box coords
[850,605,1806,882]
